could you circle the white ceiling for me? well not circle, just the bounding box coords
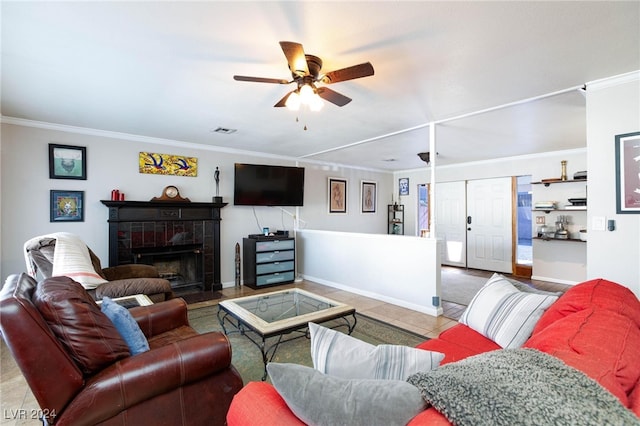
[2,1,639,171]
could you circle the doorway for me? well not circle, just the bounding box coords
[466,177,513,273]
[513,175,533,277]
[435,177,513,273]
[417,184,430,236]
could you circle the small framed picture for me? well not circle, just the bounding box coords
[399,177,409,196]
[49,143,87,180]
[361,180,377,213]
[328,177,347,214]
[615,131,640,213]
[50,190,84,222]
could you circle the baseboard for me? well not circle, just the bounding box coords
[300,274,443,317]
[531,275,580,285]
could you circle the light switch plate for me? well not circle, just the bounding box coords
[535,216,545,224]
[592,216,606,231]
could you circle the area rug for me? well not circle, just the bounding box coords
[188,306,427,383]
[441,271,488,306]
[179,290,223,305]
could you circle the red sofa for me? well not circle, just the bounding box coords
[226,278,640,425]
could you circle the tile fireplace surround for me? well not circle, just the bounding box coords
[101,200,227,291]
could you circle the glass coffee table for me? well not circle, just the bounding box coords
[217,288,356,379]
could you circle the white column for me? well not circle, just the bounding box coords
[429,122,436,238]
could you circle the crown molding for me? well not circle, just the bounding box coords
[587,70,640,91]
[0,116,391,174]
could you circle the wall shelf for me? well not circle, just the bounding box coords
[532,179,587,187]
[533,207,587,213]
[533,237,586,243]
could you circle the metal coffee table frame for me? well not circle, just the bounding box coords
[217,288,356,380]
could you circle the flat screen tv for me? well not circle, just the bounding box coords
[234,163,305,206]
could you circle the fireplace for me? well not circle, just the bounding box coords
[101,200,227,291]
[133,243,204,291]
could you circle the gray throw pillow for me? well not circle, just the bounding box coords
[309,322,443,380]
[267,363,426,426]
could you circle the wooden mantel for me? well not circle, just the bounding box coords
[101,200,228,291]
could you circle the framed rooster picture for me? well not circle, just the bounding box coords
[49,144,86,180]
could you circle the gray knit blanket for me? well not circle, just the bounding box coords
[407,348,639,426]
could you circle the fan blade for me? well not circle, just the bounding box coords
[321,62,374,84]
[234,75,290,84]
[316,87,352,107]
[279,41,309,77]
[274,90,295,108]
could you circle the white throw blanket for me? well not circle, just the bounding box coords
[24,232,107,289]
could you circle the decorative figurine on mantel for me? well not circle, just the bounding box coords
[213,166,223,203]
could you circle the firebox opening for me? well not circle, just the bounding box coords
[133,243,204,292]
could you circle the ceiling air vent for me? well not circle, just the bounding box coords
[211,127,237,134]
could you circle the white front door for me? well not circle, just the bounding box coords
[466,177,513,273]
[436,181,467,267]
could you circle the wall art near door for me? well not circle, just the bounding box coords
[615,131,640,213]
[49,144,86,180]
[139,152,198,177]
[50,190,84,222]
[328,178,347,214]
[361,180,377,213]
[399,177,409,196]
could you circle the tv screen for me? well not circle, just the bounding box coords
[234,163,305,206]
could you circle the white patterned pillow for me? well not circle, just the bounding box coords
[52,232,107,290]
[459,273,558,348]
[309,322,443,380]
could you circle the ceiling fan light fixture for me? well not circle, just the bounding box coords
[299,84,315,104]
[309,94,324,111]
[285,91,301,110]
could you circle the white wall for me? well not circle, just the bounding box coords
[297,229,442,316]
[0,122,392,285]
[586,72,640,296]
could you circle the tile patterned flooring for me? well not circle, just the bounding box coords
[0,267,570,425]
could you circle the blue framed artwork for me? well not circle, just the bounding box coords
[50,190,84,222]
[399,177,409,196]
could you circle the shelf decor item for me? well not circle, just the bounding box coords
[49,144,86,180]
[560,160,567,181]
[615,131,640,213]
[50,190,84,222]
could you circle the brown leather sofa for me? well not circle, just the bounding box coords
[24,235,174,302]
[0,273,243,425]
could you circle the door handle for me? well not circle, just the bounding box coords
[467,216,472,225]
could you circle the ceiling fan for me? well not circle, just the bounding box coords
[233,41,374,110]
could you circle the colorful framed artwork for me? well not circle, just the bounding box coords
[615,131,640,213]
[328,177,347,214]
[399,177,409,196]
[361,180,377,213]
[49,144,87,180]
[50,190,84,222]
[139,152,198,177]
